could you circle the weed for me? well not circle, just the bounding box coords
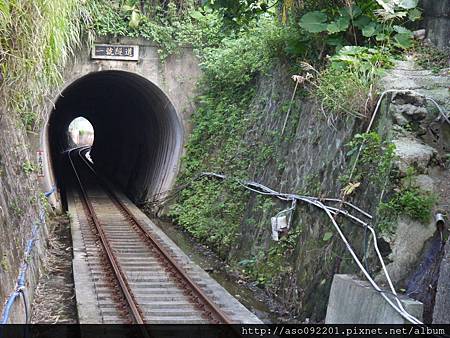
[0,0,91,130]
[239,228,301,286]
[10,201,23,217]
[300,46,394,124]
[298,0,420,51]
[344,131,396,190]
[66,211,73,223]
[22,161,36,175]
[0,256,9,272]
[414,43,450,73]
[378,187,436,234]
[90,1,225,62]
[377,167,436,234]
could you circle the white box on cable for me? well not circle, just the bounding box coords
[271,215,288,241]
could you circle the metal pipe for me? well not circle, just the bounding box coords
[435,213,446,230]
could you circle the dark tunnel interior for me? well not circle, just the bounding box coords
[48,70,183,204]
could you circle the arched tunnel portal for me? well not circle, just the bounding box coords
[47,70,183,204]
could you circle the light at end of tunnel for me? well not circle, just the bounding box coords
[68,117,94,147]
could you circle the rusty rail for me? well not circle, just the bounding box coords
[68,147,233,324]
[68,148,146,324]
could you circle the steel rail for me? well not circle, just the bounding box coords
[68,148,146,324]
[77,148,234,324]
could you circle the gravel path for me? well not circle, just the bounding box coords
[31,215,77,323]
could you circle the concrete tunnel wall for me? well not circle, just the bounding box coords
[47,70,182,203]
[38,38,201,206]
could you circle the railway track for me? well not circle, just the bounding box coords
[67,147,233,324]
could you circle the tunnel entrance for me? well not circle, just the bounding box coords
[47,70,183,204]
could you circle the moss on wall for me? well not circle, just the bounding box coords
[169,58,401,320]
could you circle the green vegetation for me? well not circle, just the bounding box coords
[22,161,36,175]
[378,187,436,234]
[341,132,396,192]
[298,0,421,50]
[414,42,450,73]
[238,228,301,286]
[162,0,423,288]
[302,46,394,122]
[9,201,23,217]
[0,0,91,130]
[377,167,437,234]
[89,0,225,61]
[0,255,9,272]
[170,179,249,256]
[168,16,287,257]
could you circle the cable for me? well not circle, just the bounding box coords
[349,89,449,183]
[142,168,424,323]
[0,203,44,324]
[190,172,423,324]
[44,186,56,198]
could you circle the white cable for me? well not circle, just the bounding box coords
[161,171,424,323]
[321,198,373,219]
[324,204,413,318]
[350,88,449,182]
[368,89,449,134]
[314,200,422,324]
[366,224,423,324]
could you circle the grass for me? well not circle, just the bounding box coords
[0,255,9,271]
[0,0,92,130]
[414,42,450,73]
[378,187,436,234]
[299,46,394,127]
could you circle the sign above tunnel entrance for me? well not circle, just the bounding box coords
[91,44,139,61]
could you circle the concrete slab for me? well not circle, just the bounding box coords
[68,192,103,324]
[325,274,423,324]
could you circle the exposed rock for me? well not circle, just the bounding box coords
[413,29,426,41]
[422,0,450,48]
[378,217,436,285]
[392,92,426,107]
[381,59,450,112]
[393,112,409,126]
[393,137,437,175]
[395,104,427,121]
[410,175,436,193]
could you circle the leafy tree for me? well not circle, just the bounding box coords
[204,0,274,28]
[297,0,421,50]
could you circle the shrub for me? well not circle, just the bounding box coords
[0,0,90,130]
[377,187,436,234]
[300,46,394,123]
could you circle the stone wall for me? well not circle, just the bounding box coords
[422,0,450,48]
[0,111,48,323]
[221,63,391,321]
[223,58,449,321]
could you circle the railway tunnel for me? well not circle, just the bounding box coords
[47,70,183,204]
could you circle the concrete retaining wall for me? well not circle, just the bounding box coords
[325,274,423,324]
